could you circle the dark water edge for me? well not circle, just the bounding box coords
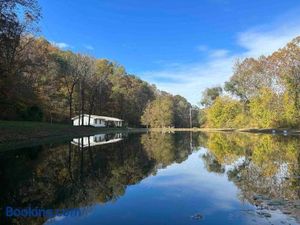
[0,128,147,152]
[1,132,300,225]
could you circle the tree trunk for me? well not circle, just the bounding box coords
[80,79,85,126]
[69,95,73,123]
[98,83,102,115]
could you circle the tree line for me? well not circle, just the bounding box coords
[0,0,196,127]
[200,37,300,128]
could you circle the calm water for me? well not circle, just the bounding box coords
[1,132,300,225]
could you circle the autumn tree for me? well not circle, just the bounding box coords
[224,57,272,103]
[269,37,300,126]
[141,95,174,128]
[200,86,223,107]
[206,96,243,128]
[0,0,41,119]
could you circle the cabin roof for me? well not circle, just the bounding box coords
[71,114,123,121]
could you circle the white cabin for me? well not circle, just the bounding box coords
[71,114,123,127]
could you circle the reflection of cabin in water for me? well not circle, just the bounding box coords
[71,114,123,127]
[71,133,124,148]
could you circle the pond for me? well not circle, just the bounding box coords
[1,132,300,225]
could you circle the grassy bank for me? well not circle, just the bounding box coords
[0,120,146,151]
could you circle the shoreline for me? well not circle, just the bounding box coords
[0,120,147,151]
[1,120,299,151]
[150,127,300,134]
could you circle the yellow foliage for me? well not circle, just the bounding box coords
[249,88,284,128]
[206,96,243,128]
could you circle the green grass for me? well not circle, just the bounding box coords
[0,120,72,129]
[0,120,143,151]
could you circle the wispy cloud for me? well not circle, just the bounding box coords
[209,49,229,58]
[51,41,70,49]
[84,44,94,50]
[140,11,300,105]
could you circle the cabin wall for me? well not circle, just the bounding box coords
[72,115,122,127]
[93,118,106,127]
[73,116,106,127]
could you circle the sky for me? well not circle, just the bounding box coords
[39,0,300,105]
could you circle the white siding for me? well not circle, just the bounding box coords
[72,114,123,127]
[73,115,106,127]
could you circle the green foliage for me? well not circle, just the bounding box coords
[21,105,43,121]
[173,95,191,128]
[201,36,300,128]
[249,88,283,128]
[206,96,243,128]
[198,109,207,127]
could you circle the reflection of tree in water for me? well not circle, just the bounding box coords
[0,135,155,225]
[206,133,247,164]
[202,152,225,174]
[0,132,197,225]
[228,136,300,201]
[2,132,298,224]
[141,132,195,168]
[203,132,300,220]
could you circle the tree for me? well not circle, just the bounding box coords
[269,36,300,124]
[52,51,81,121]
[173,95,191,128]
[198,109,207,127]
[0,0,41,119]
[141,95,174,128]
[201,36,300,129]
[249,88,283,128]
[206,96,243,128]
[0,1,196,126]
[224,57,271,103]
[200,86,222,107]
[77,54,95,125]
[0,0,41,79]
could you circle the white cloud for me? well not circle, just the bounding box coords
[209,49,229,58]
[140,11,300,105]
[51,41,70,49]
[237,28,300,58]
[142,56,234,105]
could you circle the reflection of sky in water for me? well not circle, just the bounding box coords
[45,148,298,225]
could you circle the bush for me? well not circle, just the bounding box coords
[21,106,44,121]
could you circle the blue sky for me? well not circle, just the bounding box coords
[39,0,300,105]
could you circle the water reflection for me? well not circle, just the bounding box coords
[71,133,125,148]
[0,132,299,225]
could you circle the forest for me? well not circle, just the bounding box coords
[200,37,300,128]
[1,1,299,129]
[0,0,197,128]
